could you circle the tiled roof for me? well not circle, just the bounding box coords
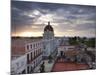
[65,50,80,56]
[11,37,42,56]
[52,62,89,72]
[11,39,26,57]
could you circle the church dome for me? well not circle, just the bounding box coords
[44,22,54,32]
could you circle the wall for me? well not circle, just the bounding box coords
[25,40,43,73]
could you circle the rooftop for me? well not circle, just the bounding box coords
[65,50,80,56]
[11,37,42,58]
[52,62,89,72]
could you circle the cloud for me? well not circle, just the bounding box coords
[11,1,96,37]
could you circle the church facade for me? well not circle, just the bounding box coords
[43,22,59,58]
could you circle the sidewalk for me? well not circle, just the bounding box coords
[44,59,55,72]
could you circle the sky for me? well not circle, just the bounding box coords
[11,1,96,37]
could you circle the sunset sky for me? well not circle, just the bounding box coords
[11,1,96,37]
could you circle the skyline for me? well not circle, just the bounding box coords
[11,1,96,37]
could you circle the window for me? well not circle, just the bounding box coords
[31,52,32,61]
[30,44,32,49]
[44,46,45,49]
[27,66,29,73]
[34,51,35,58]
[40,49,41,54]
[36,60,37,66]
[38,49,40,54]
[37,50,38,56]
[38,43,39,46]
[32,52,34,59]
[27,45,29,50]
[36,50,37,56]
[34,61,35,67]
[36,43,37,47]
[27,54,30,63]
[34,44,35,48]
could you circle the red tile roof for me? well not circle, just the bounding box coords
[11,38,42,56]
[52,62,89,72]
[65,50,80,56]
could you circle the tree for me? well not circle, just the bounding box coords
[68,36,79,45]
[85,38,96,48]
[48,55,52,63]
[40,62,45,72]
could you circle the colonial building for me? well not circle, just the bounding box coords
[11,38,43,74]
[11,55,27,74]
[43,22,59,58]
[57,37,78,62]
[57,37,73,56]
[25,39,43,73]
[11,38,27,74]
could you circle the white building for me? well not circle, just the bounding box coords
[58,45,75,56]
[11,38,27,74]
[11,55,27,74]
[57,37,75,56]
[43,22,59,58]
[25,39,43,73]
[11,38,44,74]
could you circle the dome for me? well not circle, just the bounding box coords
[44,22,54,32]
